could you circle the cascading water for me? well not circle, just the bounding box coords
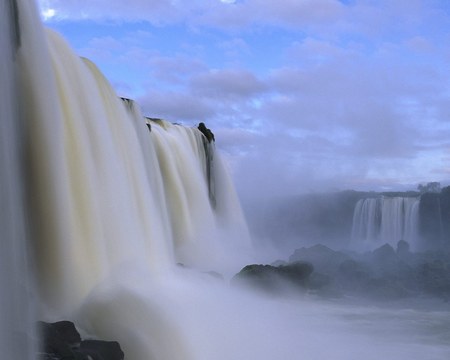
[4,1,450,360]
[351,197,420,250]
[7,0,252,357]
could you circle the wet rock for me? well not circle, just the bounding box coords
[416,260,450,299]
[38,321,82,360]
[337,259,372,288]
[198,122,215,143]
[50,321,81,348]
[38,321,124,360]
[233,262,314,294]
[79,340,124,360]
[289,244,350,274]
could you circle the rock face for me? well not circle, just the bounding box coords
[39,321,124,360]
[232,262,314,294]
[235,242,450,302]
[78,340,124,360]
[289,244,350,274]
[197,122,215,143]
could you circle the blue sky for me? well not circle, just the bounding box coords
[37,0,450,197]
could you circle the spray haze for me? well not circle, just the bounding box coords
[1,1,450,360]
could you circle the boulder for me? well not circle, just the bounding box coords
[50,321,81,347]
[416,260,450,299]
[38,321,84,360]
[233,262,314,294]
[38,321,124,360]
[197,122,215,143]
[79,340,124,360]
[289,244,349,274]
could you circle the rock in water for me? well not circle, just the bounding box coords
[38,321,124,360]
[79,340,124,360]
[233,262,314,294]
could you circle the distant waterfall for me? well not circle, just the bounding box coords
[351,197,420,250]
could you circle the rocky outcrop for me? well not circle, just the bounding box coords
[38,321,124,360]
[235,242,450,302]
[197,122,215,143]
[232,262,314,294]
[289,244,350,274]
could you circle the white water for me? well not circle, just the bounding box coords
[351,197,420,250]
[2,1,450,359]
[20,24,251,314]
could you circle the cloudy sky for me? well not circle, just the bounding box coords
[37,0,450,198]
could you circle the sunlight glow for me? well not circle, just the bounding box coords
[41,8,56,21]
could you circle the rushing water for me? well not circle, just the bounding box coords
[2,1,450,359]
[351,197,420,250]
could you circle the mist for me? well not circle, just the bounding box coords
[2,1,448,360]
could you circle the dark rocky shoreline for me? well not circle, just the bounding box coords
[39,321,124,360]
[233,241,450,303]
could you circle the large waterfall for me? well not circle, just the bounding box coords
[4,1,450,360]
[2,0,251,358]
[351,197,420,250]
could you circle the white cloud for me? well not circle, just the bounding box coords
[37,0,450,193]
[41,8,56,20]
[138,90,215,121]
[190,69,267,100]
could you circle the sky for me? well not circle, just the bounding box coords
[36,0,450,198]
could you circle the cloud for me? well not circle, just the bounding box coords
[149,55,207,85]
[138,90,215,121]
[218,38,251,60]
[38,0,450,194]
[38,0,346,29]
[190,69,267,100]
[38,0,181,23]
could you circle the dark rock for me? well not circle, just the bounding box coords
[233,264,283,293]
[197,122,215,143]
[38,321,124,360]
[38,321,82,360]
[372,243,396,261]
[367,243,412,277]
[337,259,371,286]
[50,321,81,348]
[233,262,314,294]
[289,244,350,274]
[416,260,450,299]
[79,340,124,360]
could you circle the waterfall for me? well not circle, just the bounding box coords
[3,0,251,358]
[351,197,420,250]
[19,20,250,314]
